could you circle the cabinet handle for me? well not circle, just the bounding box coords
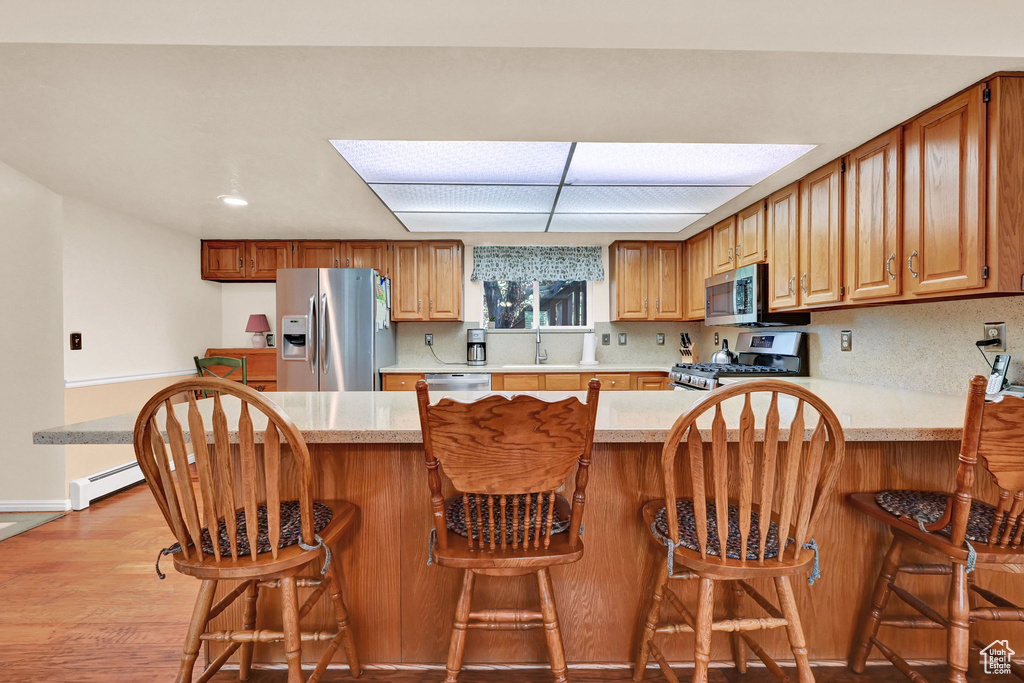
[418,299,422,313]
[644,299,648,313]
[239,258,243,268]
[908,250,919,278]
[788,275,796,295]
[800,273,807,293]
[429,299,434,311]
[346,258,351,267]
[335,258,340,267]
[728,246,734,261]
[655,299,660,313]
[885,253,897,280]
[250,258,255,271]
[736,243,742,256]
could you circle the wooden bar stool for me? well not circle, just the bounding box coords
[415,379,601,683]
[633,380,846,683]
[850,375,1024,682]
[133,377,360,683]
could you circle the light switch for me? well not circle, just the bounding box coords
[70,332,82,351]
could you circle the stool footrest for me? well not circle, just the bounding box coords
[200,629,338,644]
[889,583,948,627]
[880,617,945,629]
[466,608,544,631]
[897,563,951,575]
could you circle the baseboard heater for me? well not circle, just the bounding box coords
[69,454,195,511]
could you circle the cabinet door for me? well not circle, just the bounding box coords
[248,241,292,280]
[636,376,667,390]
[904,84,987,295]
[649,242,683,320]
[767,184,800,309]
[382,373,424,391]
[427,241,463,321]
[845,130,901,301]
[295,241,343,268]
[544,374,581,391]
[202,241,246,280]
[711,217,737,275]
[799,160,844,305]
[504,374,542,391]
[346,241,390,276]
[391,242,426,321]
[736,202,767,267]
[684,230,712,320]
[612,242,649,320]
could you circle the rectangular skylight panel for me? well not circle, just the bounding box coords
[395,212,549,232]
[370,184,557,213]
[554,185,748,214]
[566,143,816,186]
[548,214,704,233]
[331,141,571,184]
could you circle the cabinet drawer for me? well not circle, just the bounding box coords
[383,374,424,391]
[636,376,667,391]
[591,373,630,390]
[503,374,542,391]
[544,374,581,391]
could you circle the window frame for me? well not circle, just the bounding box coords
[482,279,594,332]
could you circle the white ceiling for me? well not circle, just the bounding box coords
[0,5,1022,240]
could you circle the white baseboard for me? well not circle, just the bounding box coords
[0,499,72,512]
[68,453,195,511]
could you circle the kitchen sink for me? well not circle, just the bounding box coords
[501,364,579,369]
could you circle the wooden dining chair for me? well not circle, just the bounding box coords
[850,375,1024,682]
[194,356,248,398]
[133,377,360,683]
[633,380,846,683]
[415,379,601,683]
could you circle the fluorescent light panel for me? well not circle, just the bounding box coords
[555,185,748,214]
[548,214,704,233]
[370,184,558,213]
[395,212,549,232]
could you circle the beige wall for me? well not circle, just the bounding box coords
[222,282,276,348]
[0,160,66,506]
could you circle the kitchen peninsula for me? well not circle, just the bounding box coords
[34,377,1017,670]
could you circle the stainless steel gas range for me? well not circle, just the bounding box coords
[668,331,808,391]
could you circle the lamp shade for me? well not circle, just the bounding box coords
[245,314,271,333]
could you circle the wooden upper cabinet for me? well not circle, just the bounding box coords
[711,217,737,275]
[427,241,463,321]
[904,83,987,296]
[248,241,292,280]
[345,241,390,276]
[736,202,767,267]
[844,129,902,301]
[391,241,425,321]
[610,242,649,320]
[767,184,800,309]
[202,241,246,280]
[650,242,683,320]
[295,241,343,268]
[684,230,712,320]
[799,160,844,305]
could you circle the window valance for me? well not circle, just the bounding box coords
[470,246,605,282]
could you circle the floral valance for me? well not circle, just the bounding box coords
[470,246,605,282]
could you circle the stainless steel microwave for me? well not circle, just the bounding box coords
[704,264,810,327]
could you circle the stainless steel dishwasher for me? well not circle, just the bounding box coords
[423,373,492,392]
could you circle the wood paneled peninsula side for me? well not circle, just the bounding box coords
[37,378,1011,670]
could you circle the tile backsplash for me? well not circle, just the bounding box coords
[396,322,702,368]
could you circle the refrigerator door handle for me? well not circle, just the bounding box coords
[307,294,317,375]
[320,293,330,375]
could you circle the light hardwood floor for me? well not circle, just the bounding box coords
[0,483,996,682]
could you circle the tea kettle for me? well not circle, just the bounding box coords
[711,339,737,365]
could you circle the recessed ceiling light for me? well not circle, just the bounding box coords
[218,195,248,207]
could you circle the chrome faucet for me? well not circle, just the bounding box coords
[535,327,548,364]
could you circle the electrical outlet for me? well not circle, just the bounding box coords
[424,334,433,346]
[618,333,627,346]
[70,332,82,351]
[840,330,853,352]
[656,333,665,346]
[601,333,610,345]
[983,322,1007,351]
[714,332,720,345]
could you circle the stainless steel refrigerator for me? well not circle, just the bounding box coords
[276,268,396,391]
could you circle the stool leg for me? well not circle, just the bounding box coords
[324,559,361,678]
[537,567,568,683]
[966,571,981,678]
[280,575,304,683]
[176,579,217,683]
[775,575,813,683]
[850,534,903,672]
[445,569,476,683]
[238,580,259,681]
[947,562,970,683]
[633,555,669,682]
[693,577,714,683]
[728,580,748,674]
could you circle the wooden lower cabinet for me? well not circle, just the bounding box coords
[382,374,424,391]
[636,375,668,390]
[544,374,582,390]
[203,348,276,392]
[591,373,630,390]
[489,371,669,391]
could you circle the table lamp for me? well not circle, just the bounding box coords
[246,314,271,348]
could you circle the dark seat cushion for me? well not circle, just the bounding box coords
[171,500,333,557]
[875,490,1001,543]
[653,500,781,560]
[445,493,570,544]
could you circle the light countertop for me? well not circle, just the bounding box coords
[34,377,967,446]
[380,363,670,374]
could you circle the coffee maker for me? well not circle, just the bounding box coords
[467,328,487,366]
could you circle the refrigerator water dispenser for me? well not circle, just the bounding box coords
[281,315,309,360]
